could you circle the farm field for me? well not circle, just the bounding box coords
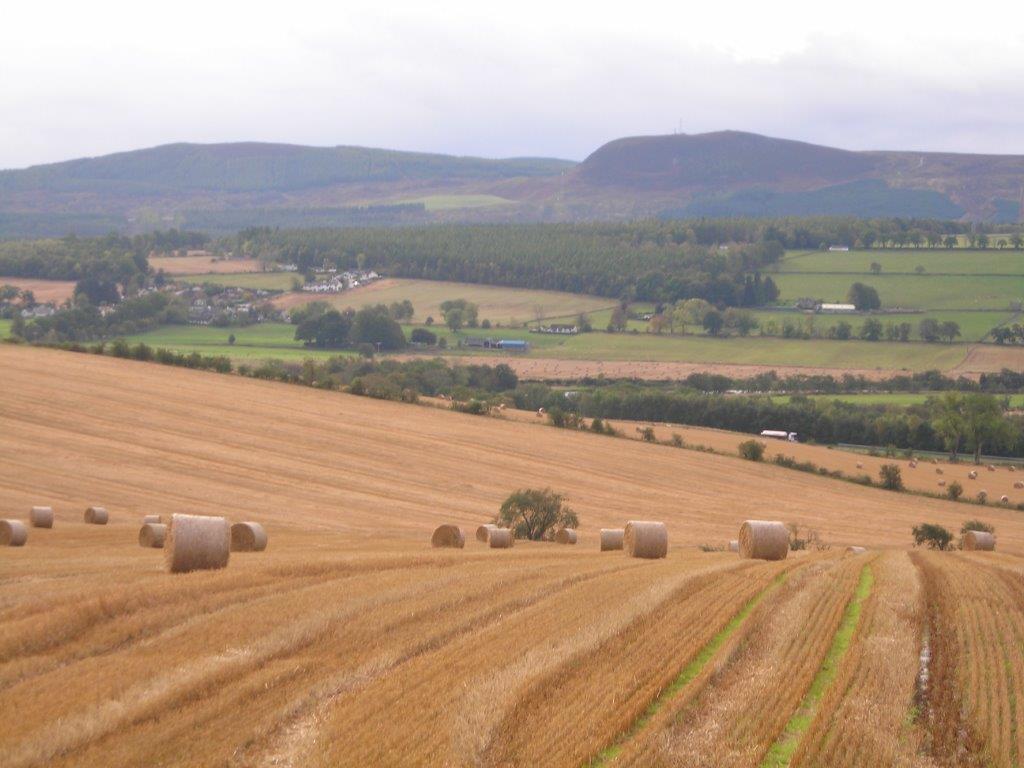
[778,248,1024,275]
[149,256,266,275]
[3,345,1024,766]
[771,392,1024,408]
[494,408,1024,507]
[179,272,297,291]
[271,277,616,324]
[771,272,1024,311]
[0,277,75,304]
[122,321,974,372]
[750,309,1015,342]
[397,193,516,211]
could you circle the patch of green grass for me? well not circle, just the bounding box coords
[0,319,11,338]
[750,310,1015,342]
[771,273,1023,311]
[120,323,356,361]
[778,249,1024,275]
[178,273,297,291]
[397,194,516,211]
[589,570,791,768]
[760,564,874,768]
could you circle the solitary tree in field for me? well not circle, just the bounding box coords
[870,261,882,275]
[846,282,881,311]
[912,523,953,550]
[702,310,724,336]
[497,488,578,541]
[939,321,961,343]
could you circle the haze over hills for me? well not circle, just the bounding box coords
[0,131,1022,236]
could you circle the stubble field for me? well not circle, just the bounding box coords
[2,345,1023,767]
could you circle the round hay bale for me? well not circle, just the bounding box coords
[476,523,499,543]
[728,539,739,552]
[165,514,230,573]
[488,529,514,549]
[230,522,268,552]
[938,480,946,487]
[845,546,867,555]
[988,464,997,472]
[84,506,108,525]
[856,461,863,469]
[431,524,465,548]
[1001,495,1010,504]
[1009,465,1016,472]
[738,520,789,561]
[30,506,54,529]
[599,528,624,551]
[0,520,28,547]
[935,468,943,475]
[963,530,995,551]
[143,514,162,524]
[1015,481,1024,490]
[139,523,167,548]
[968,471,977,479]
[624,520,668,559]
[554,528,577,545]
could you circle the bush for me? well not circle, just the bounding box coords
[912,523,953,550]
[739,440,766,461]
[946,481,963,500]
[639,426,656,442]
[976,490,988,504]
[879,464,903,491]
[410,328,437,345]
[670,433,685,448]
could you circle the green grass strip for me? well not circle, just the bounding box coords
[587,570,791,768]
[759,564,874,768]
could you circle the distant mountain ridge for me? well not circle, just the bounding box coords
[0,131,1021,236]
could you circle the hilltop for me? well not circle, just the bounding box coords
[1,131,1023,235]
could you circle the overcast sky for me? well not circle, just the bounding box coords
[2,0,1024,169]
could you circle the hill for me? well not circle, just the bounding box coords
[3,345,1024,766]
[2,132,1023,234]
[572,130,1024,221]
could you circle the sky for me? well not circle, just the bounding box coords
[2,0,1024,169]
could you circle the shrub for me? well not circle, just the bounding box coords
[739,440,766,461]
[879,464,904,491]
[946,481,963,500]
[639,426,656,442]
[977,490,988,504]
[912,523,953,550]
[410,328,437,345]
[670,433,685,448]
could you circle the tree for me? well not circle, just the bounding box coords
[960,519,994,538]
[608,306,628,332]
[833,321,852,340]
[351,305,407,350]
[931,392,966,460]
[294,308,355,348]
[879,464,903,490]
[388,300,414,322]
[725,308,758,336]
[946,481,963,500]
[497,488,578,541]
[939,321,961,343]
[702,309,724,336]
[441,299,478,329]
[869,261,882,275]
[648,314,669,334]
[961,393,1012,464]
[943,235,958,249]
[410,328,436,345]
[859,318,883,341]
[846,282,881,311]
[912,523,953,550]
[919,318,941,342]
[227,333,236,346]
[445,308,464,333]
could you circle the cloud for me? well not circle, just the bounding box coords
[1,0,1023,167]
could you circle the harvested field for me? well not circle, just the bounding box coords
[0,278,76,304]
[2,344,1024,766]
[148,256,265,275]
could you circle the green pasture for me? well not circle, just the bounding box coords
[771,273,1023,311]
[779,249,1024,275]
[750,310,1015,343]
[0,319,11,338]
[120,324,352,361]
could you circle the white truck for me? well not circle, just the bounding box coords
[760,430,799,442]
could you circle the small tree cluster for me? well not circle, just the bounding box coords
[497,488,578,541]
